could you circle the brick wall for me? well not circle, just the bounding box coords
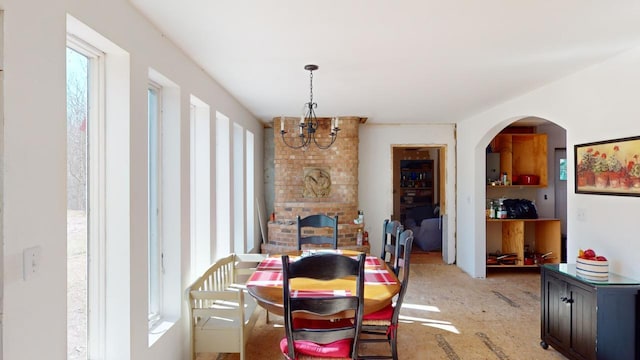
[263,116,369,253]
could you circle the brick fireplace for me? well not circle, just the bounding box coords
[262,116,370,254]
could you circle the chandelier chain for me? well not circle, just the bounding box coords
[309,70,314,105]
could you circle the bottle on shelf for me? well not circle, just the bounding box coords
[498,199,507,219]
[356,228,363,246]
[488,200,495,219]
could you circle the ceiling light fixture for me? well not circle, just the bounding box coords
[280,64,340,149]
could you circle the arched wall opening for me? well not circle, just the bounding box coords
[475,116,567,278]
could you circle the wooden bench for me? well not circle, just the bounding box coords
[187,253,266,360]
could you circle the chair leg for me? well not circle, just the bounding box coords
[265,309,270,324]
[390,326,398,360]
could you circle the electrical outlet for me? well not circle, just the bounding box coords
[23,246,41,280]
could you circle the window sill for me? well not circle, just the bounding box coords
[148,318,177,346]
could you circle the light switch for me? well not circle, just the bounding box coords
[23,246,41,280]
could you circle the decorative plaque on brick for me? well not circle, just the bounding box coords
[303,168,331,198]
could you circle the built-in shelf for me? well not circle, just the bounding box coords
[397,160,434,223]
[485,132,560,269]
[487,264,541,268]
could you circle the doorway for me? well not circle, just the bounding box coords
[555,148,568,262]
[392,146,446,260]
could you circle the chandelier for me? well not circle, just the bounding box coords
[280,64,340,149]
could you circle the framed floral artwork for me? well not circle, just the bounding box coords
[575,135,640,196]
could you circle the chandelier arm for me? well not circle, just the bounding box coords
[312,133,338,150]
[281,129,311,149]
[280,108,313,149]
[311,127,339,148]
[309,107,340,149]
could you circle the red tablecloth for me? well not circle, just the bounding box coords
[256,255,382,271]
[246,251,401,316]
[247,256,396,291]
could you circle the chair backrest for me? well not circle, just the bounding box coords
[392,229,414,324]
[380,219,403,275]
[282,253,366,359]
[296,214,339,250]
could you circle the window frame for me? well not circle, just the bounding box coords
[66,35,108,359]
[147,80,164,328]
[189,96,211,278]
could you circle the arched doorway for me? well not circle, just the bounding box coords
[483,117,567,276]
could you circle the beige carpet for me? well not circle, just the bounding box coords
[198,255,567,359]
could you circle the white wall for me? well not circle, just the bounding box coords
[457,46,640,279]
[359,124,456,264]
[0,0,264,359]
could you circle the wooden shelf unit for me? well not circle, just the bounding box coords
[397,160,434,223]
[486,218,561,268]
[486,131,560,268]
[490,133,548,187]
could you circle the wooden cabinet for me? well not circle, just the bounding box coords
[485,132,559,267]
[489,133,548,187]
[398,160,434,223]
[486,218,560,268]
[541,264,640,360]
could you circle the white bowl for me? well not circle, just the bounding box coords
[576,257,609,278]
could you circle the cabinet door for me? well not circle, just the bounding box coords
[569,284,596,360]
[544,274,571,348]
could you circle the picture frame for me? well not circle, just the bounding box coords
[575,135,640,196]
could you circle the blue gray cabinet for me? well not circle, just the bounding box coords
[540,264,640,360]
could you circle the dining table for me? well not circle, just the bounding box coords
[245,249,401,318]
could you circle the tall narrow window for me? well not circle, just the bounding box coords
[147,69,182,346]
[68,16,132,358]
[245,130,255,252]
[67,37,106,360]
[215,112,231,257]
[67,44,90,360]
[147,82,162,327]
[190,96,211,278]
[233,123,245,253]
[559,158,567,181]
[147,69,180,344]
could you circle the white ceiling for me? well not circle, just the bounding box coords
[129,0,640,125]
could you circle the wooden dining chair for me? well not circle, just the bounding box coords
[296,214,339,250]
[380,219,403,275]
[358,229,414,360]
[280,253,366,360]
